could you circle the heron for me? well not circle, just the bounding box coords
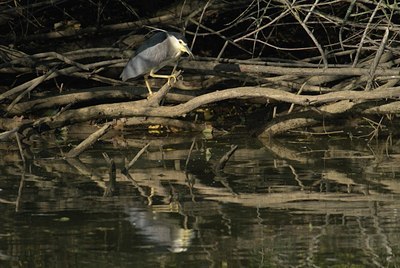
[120,31,194,95]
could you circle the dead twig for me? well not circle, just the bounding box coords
[284,0,328,67]
[365,27,390,91]
[65,123,113,158]
[122,142,151,173]
[102,152,117,197]
[15,132,25,163]
[185,137,197,170]
[15,166,26,212]
[214,145,238,171]
[0,126,20,140]
[352,0,384,67]
[7,67,57,112]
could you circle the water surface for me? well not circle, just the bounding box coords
[1,133,399,267]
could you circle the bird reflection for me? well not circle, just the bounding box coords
[125,207,194,253]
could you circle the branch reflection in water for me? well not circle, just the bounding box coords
[0,134,399,267]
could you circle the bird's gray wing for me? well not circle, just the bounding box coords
[120,36,171,81]
[135,32,167,55]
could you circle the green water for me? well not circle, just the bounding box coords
[1,134,399,267]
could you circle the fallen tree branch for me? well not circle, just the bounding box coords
[363,101,400,114]
[4,87,143,115]
[30,86,400,130]
[16,15,179,43]
[12,0,217,43]
[65,123,112,158]
[3,84,204,116]
[0,59,124,102]
[179,60,400,77]
[0,118,33,132]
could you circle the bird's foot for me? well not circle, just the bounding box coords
[167,70,182,86]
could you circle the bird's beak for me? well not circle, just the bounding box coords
[181,44,194,59]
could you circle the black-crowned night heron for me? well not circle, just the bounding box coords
[120,31,194,94]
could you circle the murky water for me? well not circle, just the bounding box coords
[1,133,400,267]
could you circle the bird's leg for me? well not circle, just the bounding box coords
[149,68,181,87]
[144,75,153,95]
[167,64,184,86]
